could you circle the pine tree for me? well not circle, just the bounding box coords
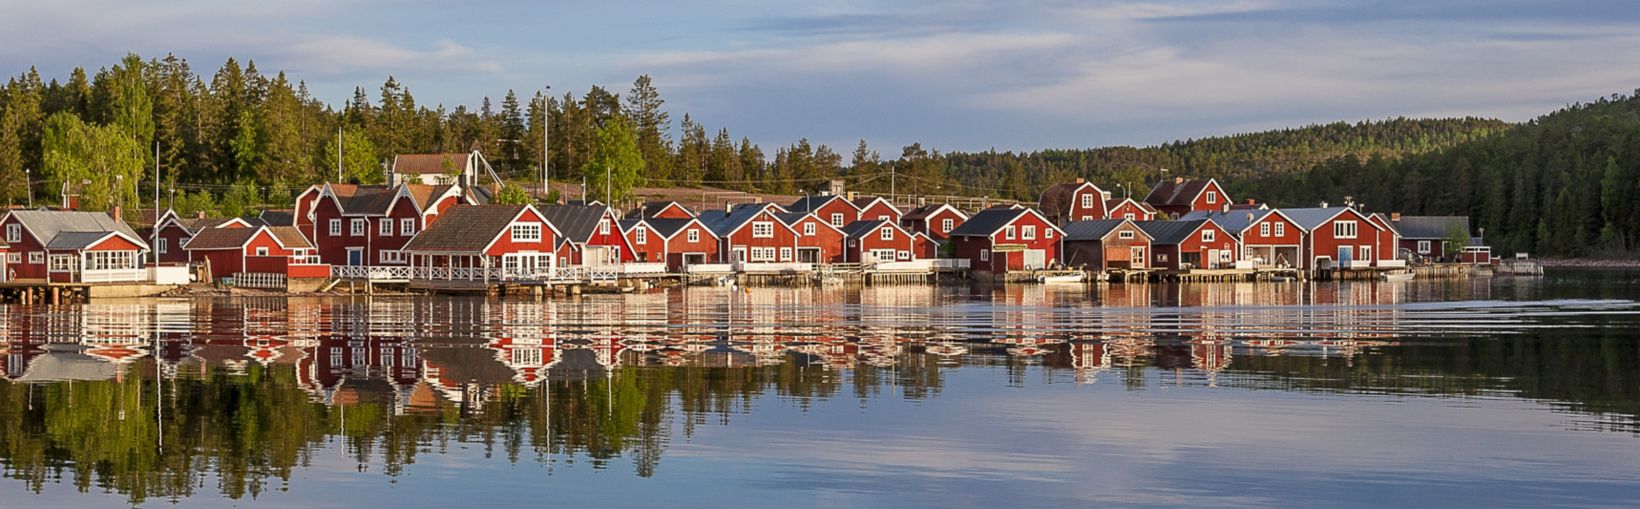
[498,89,525,173]
[625,75,672,182]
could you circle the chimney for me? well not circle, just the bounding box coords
[1075,177,1085,184]
[111,206,122,223]
[1391,212,1402,222]
[1319,200,1329,208]
[1174,176,1184,185]
[1222,203,1230,213]
[197,210,207,220]
[1246,199,1255,205]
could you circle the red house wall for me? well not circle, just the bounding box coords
[847,224,915,262]
[723,210,797,262]
[155,223,194,264]
[812,199,859,228]
[311,197,366,265]
[293,188,321,242]
[626,223,666,263]
[663,222,720,270]
[1169,221,1239,269]
[791,216,845,263]
[484,208,558,258]
[910,208,968,241]
[1067,185,1108,221]
[858,201,902,223]
[651,203,693,219]
[951,212,1061,273]
[1304,209,1385,268]
[1191,181,1231,213]
[1242,214,1303,248]
[1107,201,1155,221]
[3,216,45,280]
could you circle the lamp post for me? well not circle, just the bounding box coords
[541,84,551,202]
[24,168,32,208]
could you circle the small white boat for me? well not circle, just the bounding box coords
[1381,271,1415,282]
[1038,273,1087,284]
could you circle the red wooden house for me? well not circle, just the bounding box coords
[402,204,562,279]
[1105,197,1157,221]
[788,195,860,228]
[538,204,636,267]
[1143,177,1231,218]
[948,206,1064,274]
[629,201,695,220]
[1390,215,1472,261]
[1062,219,1152,270]
[1183,209,1303,268]
[152,214,254,264]
[853,196,903,223]
[912,232,941,259]
[703,203,799,264]
[306,182,469,267]
[620,216,722,269]
[1038,179,1111,224]
[184,225,327,282]
[901,203,969,241]
[842,220,916,263]
[1282,206,1393,270]
[1,210,150,283]
[1136,219,1240,270]
[780,211,847,263]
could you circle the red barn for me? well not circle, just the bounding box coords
[853,197,903,224]
[842,220,916,263]
[703,203,799,264]
[948,206,1064,274]
[1143,177,1231,218]
[912,232,941,259]
[538,204,636,266]
[1,210,150,283]
[307,182,470,267]
[1390,215,1472,261]
[1137,219,1240,271]
[184,225,325,281]
[1284,206,1392,270]
[780,211,847,263]
[1038,179,1111,224]
[1104,197,1157,221]
[1062,219,1152,270]
[901,203,969,241]
[789,195,860,228]
[402,204,562,279]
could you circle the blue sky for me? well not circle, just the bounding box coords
[3,0,1638,153]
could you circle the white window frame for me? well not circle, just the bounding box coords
[381,250,407,264]
[830,213,844,226]
[1202,229,1216,242]
[401,218,416,236]
[1274,222,1285,237]
[1206,191,1218,204]
[880,227,893,241]
[511,223,542,243]
[329,219,342,237]
[635,227,648,245]
[48,254,77,273]
[5,252,19,264]
[29,252,45,264]
[255,247,270,256]
[1023,225,1036,240]
[1158,253,1169,262]
[1004,226,1015,240]
[351,218,366,237]
[804,223,816,236]
[941,218,954,233]
[897,250,911,261]
[158,238,168,254]
[1119,230,1135,239]
[979,249,989,261]
[779,247,792,262]
[1046,228,1054,239]
[379,218,393,236]
[1081,194,1094,209]
[1334,220,1358,239]
[752,221,775,238]
[688,229,700,243]
[1124,213,1136,220]
[598,219,611,236]
[5,224,20,243]
[1417,240,1431,254]
[1260,223,1271,237]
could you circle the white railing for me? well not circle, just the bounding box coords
[234,273,287,289]
[736,262,813,273]
[621,262,668,275]
[331,265,412,281]
[81,269,146,283]
[685,263,735,274]
[872,260,933,272]
[1377,259,1407,268]
[930,259,970,270]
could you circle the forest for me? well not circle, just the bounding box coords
[0,52,1633,255]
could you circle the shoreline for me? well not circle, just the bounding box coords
[1536,258,1640,268]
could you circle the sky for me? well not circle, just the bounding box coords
[2,0,1639,154]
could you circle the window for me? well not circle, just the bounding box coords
[598,219,611,236]
[382,347,397,368]
[1081,194,1094,209]
[49,254,77,272]
[1417,240,1431,254]
[1045,228,1054,239]
[1274,222,1285,237]
[804,223,816,236]
[1334,220,1358,239]
[1023,226,1036,240]
[1260,223,1271,237]
[1206,191,1218,204]
[1005,226,1015,240]
[83,251,138,270]
[329,347,342,367]
[688,229,700,243]
[329,219,342,236]
[750,247,775,261]
[831,213,844,226]
[5,253,18,264]
[880,227,894,241]
[941,218,954,233]
[752,221,775,238]
[158,238,168,254]
[255,247,270,256]
[635,227,648,245]
[381,250,408,264]
[511,223,542,242]
[779,247,792,261]
[401,218,416,236]
[5,224,19,243]
[29,252,44,264]
[379,219,393,236]
[1157,253,1169,262]
[351,218,366,236]
[979,249,989,261]
[1119,230,1135,239]
[877,215,891,221]
[898,250,911,261]
[1202,229,1216,242]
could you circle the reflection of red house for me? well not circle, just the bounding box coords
[948,206,1063,274]
[901,203,968,241]
[184,225,326,281]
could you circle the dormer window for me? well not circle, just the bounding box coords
[1206,191,1218,204]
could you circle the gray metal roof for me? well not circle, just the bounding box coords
[1275,207,1353,231]
[787,195,853,213]
[1136,219,1209,245]
[1063,219,1139,242]
[1393,216,1469,239]
[704,204,780,237]
[6,209,148,251]
[645,218,702,239]
[402,205,527,253]
[948,207,1028,237]
[537,204,610,243]
[1179,209,1274,235]
[841,219,901,239]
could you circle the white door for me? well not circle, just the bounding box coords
[1130,246,1146,268]
[1206,249,1219,269]
[1023,249,1046,270]
[1359,245,1372,264]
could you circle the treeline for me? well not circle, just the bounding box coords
[1234,92,1640,256]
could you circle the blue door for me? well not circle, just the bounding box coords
[347,249,364,266]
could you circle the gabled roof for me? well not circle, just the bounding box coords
[325,184,399,216]
[851,196,901,215]
[404,184,460,211]
[1063,219,1148,242]
[537,204,611,244]
[631,201,693,218]
[267,226,314,249]
[391,153,472,175]
[1136,219,1211,245]
[645,218,708,240]
[1038,181,1103,218]
[948,207,1029,237]
[258,209,296,227]
[1392,216,1469,239]
[788,195,856,213]
[902,203,968,222]
[1276,207,1356,231]
[182,226,260,250]
[841,219,906,240]
[4,210,149,251]
[402,205,534,253]
[704,203,784,237]
[1144,178,1221,208]
[1370,213,1402,236]
[1180,209,1278,235]
[1106,197,1156,214]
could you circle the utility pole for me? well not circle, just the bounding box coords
[153,141,161,264]
[542,84,551,202]
[891,165,896,197]
[336,127,344,181]
[24,168,32,208]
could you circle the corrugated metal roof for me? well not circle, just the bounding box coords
[645,218,702,239]
[1277,207,1353,230]
[6,210,147,251]
[182,227,260,250]
[1180,209,1274,234]
[402,205,527,253]
[538,204,610,243]
[704,203,780,237]
[1393,216,1469,239]
[258,209,296,227]
[1063,219,1135,242]
[1136,219,1208,245]
[842,219,898,239]
[948,207,1027,237]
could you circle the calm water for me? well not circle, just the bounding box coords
[2,270,1639,508]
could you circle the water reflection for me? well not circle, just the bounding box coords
[0,274,1637,506]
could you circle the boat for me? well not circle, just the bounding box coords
[1038,273,1087,284]
[1381,271,1415,282]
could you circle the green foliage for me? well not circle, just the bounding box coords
[583,117,643,205]
[218,180,261,218]
[320,126,381,184]
[493,183,533,205]
[173,189,218,218]
[40,112,144,211]
[1444,222,1469,257]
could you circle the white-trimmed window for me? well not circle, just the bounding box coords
[941,218,954,233]
[329,219,342,236]
[1260,223,1271,237]
[158,238,168,254]
[379,219,393,236]
[1023,225,1036,240]
[598,219,611,236]
[877,215,891,221]
[1417,240,1431,254]
[1202,229,1216,242]
[635,227,648,245]
[351,218,366,237]
[779,247,792,261]
[1206,191,1218,204]
[688,229,700,243]
[804,223,816,236]
[5,252,19,264]
[48,254,77,272]
[880,226,893,241]
[381,250,407,264]
[830,213,844,226]
[1274,222,1285,237]
[255,247,270,256]
[29,252,44,264]
[1119,230,1135,239]
[1081,194,1094,209]
[1004,226,1015,240]
[979,249,989,261]
[1045,228,1054,239]
[5,224,20,243]
[1124,213,1135,220]
[752,221,774,238]
[898,250,911,261]
[1157,253,1169,262]
[1334,221,1358,239]
[511,223,542,242]
[401,218,416,236]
